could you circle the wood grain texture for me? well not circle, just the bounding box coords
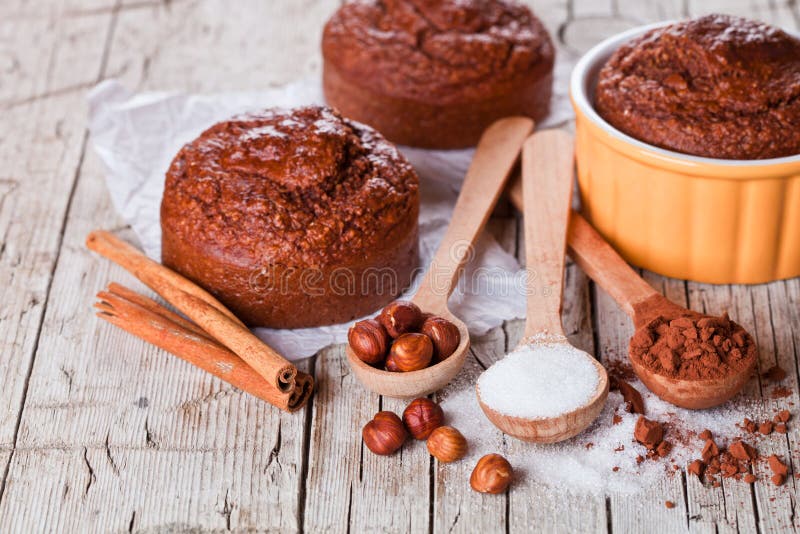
[1,0,799,532]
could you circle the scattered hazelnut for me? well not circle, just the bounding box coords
[421,316,461,362]
[389,333,433,372]
[362,411,407,455]
[470,454,513,494]
[403,398,445,440]
[427,426,467,463]
[348,319,389,365]
[378,301,422,338]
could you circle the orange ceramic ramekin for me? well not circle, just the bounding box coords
[571,23,800,284]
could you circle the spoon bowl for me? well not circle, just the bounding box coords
[346,117,534,398]
[477,130,609,442]
[507,155,759,409]
[346,311,470,398]
[626,297,757,409]
[630,357,754,410]
[478,339,609,443]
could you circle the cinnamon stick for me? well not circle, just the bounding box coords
[95,285,313,411]
[105,282,211,340]
[86,230,245,327]
[87,230,305,401]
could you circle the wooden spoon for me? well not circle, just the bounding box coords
[346,117,534,398]
[477,130,609,443]
[507,149,758,410]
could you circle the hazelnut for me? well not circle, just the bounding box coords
[378,301,423,338]
[389,333,433,372]
[348,319,389,365]
[426,426,467,463]
[470,454,513,494]
[421,316,461,362]
[363,411,407,455]
[385,353,400,372]
[403,398,445,440]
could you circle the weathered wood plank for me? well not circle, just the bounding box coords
[1,147,314,531]
[0,0,117,495]
[592,274,688,534]
[106,0,341,92]
[1,1,337,531]
[350,393,431,533]
[507,261,607,534]
[1,0,799,532]
[302,345,371,533]
[435,335,509,534]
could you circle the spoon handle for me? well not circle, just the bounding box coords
[520,130,574,339]
[567,213,661,318]
[413,117,533,315]
[507,140,660,320]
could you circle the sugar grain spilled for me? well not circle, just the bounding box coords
[441,358,780,495]
[477,342,599,418]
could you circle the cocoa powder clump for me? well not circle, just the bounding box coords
[634,416,664,450]
[616,379,645,414]
[629,312,757,380]
[728,440,757,461]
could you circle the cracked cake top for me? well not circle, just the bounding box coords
[595,14,800,159]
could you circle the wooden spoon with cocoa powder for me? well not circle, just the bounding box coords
[346,116,534,398]
[507,143,758,410]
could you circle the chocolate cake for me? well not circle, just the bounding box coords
[161,106,419,328]
[322,0,554,149]
[595,14,800,160]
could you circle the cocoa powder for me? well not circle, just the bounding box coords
[629,312,757,380]
[634,416,664,450]
[617,379,645,414]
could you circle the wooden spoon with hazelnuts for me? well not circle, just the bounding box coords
[345,117,534,398]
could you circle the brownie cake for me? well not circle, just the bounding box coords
[595,14,800,160]
[161,106,420,328]
[322,0,554,149]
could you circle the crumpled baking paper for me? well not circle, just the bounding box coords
[87,73,574,360]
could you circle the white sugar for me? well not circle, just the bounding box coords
[440,361,772,495]
[477,343,600,418]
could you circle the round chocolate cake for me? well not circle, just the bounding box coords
[322,0,554,149]
[161,106,420,328]
[595,14,800,160]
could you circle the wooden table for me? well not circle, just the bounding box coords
[2,0,799,531]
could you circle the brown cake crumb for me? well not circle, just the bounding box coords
[759,421,774,435]
[741,418,758,433]
[634,417,664,450]
[701,439,720,463]
[775,410,791,423]
[729,440,757,461]
[771,387,792,398]
[656,441,672,458]
[665,501,676,509]
[617,379,645,414]
[768,455,789,478]
[763,365,787,382]
[688,460,705,477]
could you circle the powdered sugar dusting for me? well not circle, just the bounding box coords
[476,343,600,418]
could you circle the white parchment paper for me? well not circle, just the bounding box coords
[87,73,574,360]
